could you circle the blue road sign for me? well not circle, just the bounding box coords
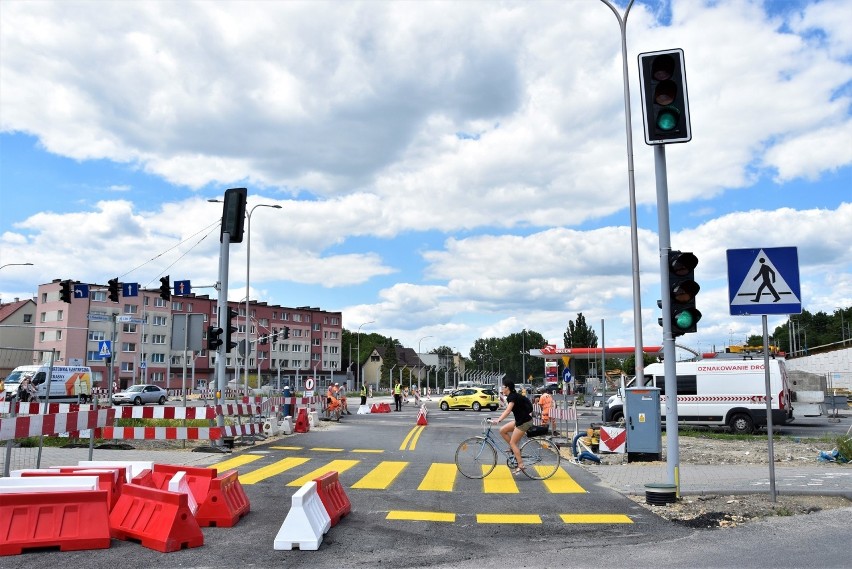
[174,280,191,295]
[563,368,573,383]
[727,247,801,316]
[123,282,139,297]
[73,284,89,298]
[97,340,112,359]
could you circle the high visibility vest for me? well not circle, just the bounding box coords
[360,385,367,397]
[394,384,402,395]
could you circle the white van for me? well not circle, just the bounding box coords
[603,358,793,434]
[3,365,94,403]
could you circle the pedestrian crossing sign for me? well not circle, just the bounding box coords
[97,340,112,359]
[727,247,801,316]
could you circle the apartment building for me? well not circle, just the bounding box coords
[34,279,342,391]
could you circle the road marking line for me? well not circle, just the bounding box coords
[310,447,344,452]
[206,454,264,472]
[352,449,384,453]
[269,446,303,451]
[482,465,519,493]
[477,513,542,524]
[239,457,310,485]
[560,514,633,524]
[399,425,424,450]
[286,459,360,487]
[352,461,409,489]
[387,510,455,522]
[541,468,586,493]
[417,463,457,492]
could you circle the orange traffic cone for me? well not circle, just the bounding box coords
[416,408,428,426]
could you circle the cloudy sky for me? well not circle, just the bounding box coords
[1,0,850,359]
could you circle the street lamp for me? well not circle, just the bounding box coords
[243,203,282,388]
[0,262,33,270]
[357,320,375,388]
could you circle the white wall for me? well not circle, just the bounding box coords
[785,347,852,390]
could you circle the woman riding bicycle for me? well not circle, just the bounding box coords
[488,379,534,476]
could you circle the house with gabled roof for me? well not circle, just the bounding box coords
[0,297,37,376]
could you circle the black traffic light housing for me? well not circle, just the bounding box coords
[59,280,73,303]
[271,330,278,344]
[282,326,290,340]
[159,276,171,301]
[108,278,120,303]
[225,307,239,352]
[668,250,701,335]
[221,187,248,243]
[638,48,691,145]
[207,325,224,351]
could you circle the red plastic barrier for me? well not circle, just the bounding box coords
[21,470,120,510]
[195,469,251,528]
[151,463,216,499]
[417,409,428,426]
[380,402,392,413]
[57,465,128,498]
[0,490,111,556]
[109,483,204,552]
[313,470,351,527]
[295,407,310,433]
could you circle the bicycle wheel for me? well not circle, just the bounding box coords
[520,437,561,480]
[455,436,497,479]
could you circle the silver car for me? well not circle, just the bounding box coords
[112,384,168,405]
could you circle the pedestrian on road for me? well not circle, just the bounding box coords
[394,381,403,411]
[360,383,367,406]
[489,379,534,476]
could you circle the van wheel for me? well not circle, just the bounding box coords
[729,413,754,434]
[610,410,624,423]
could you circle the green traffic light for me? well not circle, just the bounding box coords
[673,310,694,330]
[657,107,680,131]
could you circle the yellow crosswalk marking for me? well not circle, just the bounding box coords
[387,510,455,522]
[560,514,633,524]
[352,461,409,489]
[541,468,586,493]
[206,454,264,473]
[269,446,302,451]
[239,457,310,485]
[482,465,519,493]
[311,447,344,452]
[352,449,384,453]
[286,459,360,487]
[477,513,542,524]
[417,463,457,492]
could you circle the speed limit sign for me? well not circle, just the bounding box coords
[305,378,314,391]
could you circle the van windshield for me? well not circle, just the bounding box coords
[4,371,25,384]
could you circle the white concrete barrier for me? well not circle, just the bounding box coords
[308,411,319,427]
[273,481,331,551]
[0,475,99,493]
[76,460,154,482]
[279,416,294,435]
[357,405,371,415]
[263,418,279,436]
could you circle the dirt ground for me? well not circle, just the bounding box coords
[588,434,852,528]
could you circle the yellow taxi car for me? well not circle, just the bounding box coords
[439,387,499,411]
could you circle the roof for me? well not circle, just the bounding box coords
[371,345,424,367]
[0,298,35,322]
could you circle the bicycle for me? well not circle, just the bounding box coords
[455,418,561,480]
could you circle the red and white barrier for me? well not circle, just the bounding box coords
[110,405,216,420]
[0,409,115,440]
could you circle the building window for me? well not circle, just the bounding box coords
[39,331,45,342]
[122,343,136,352]
[92,291,106,302]
[150,372,164,382]
[170,355,182,365]
[41,293,47,303]
[153,316,167,326]
[313,324,321,332]
[292,345,302,353]
[282,312,289,321]
[172,301,183,311]
[123,304,138,314]
[313,338,321,346]
[152,334,167,345]
[23,313,32,323]
[122,323,138,333]
[88,330,106,341]
[57,310,63,320]
[151,353,165,363]
[312,353,320,361]
[155,298,167,308]
[121,362,134,372]
[293,314,302,322]
[56,330,62,340]
[87,351,100,361]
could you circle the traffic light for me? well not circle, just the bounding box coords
[221,187,248,243]
[638,48,691,145]
[271,330,278,344]
[668,250,701,335]
[207,325,224,351]
[225,307,239,352]
[282,326,290,340]
[159,276,171,301]
[260,335,268,345]
[108,278,120,303]
[59,280,73,303]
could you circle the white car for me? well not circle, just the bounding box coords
[112,384,168,405]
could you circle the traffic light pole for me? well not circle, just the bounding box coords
[215,232,231,429]
[654,144,681,494]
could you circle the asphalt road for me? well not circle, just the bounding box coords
[4,401,851,568]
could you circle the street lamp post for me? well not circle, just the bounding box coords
[0,262,34,270]
[243,203,282,390]
[357,320,375,389]
[417,335,433,389]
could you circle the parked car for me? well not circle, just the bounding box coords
[439,387,499,411]
[536,383,561,395]
[112,384,168,405]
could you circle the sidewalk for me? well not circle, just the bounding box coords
[582,462,852,497]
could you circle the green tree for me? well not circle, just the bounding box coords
[564,313,598,377]
[379,338,400,388]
